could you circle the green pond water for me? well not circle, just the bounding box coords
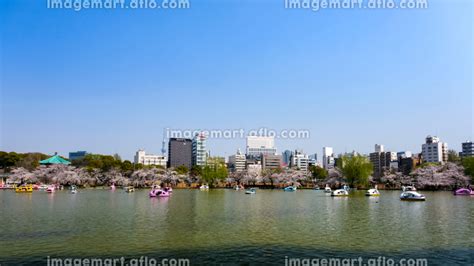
[0,189,473,265]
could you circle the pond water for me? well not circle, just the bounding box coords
[0,189,473,265]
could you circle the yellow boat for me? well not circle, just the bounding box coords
[15,185,34,193]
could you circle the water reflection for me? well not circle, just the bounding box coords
[0,189,472,264]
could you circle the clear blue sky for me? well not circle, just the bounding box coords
[1,0,472,161]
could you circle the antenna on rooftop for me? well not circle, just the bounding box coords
[161,128,167,155]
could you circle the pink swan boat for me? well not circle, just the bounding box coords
[149,187,171,197]
[454,188,474,196]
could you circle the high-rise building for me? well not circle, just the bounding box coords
[262,154,282,170]
[375,144,384,153]
[369,145,397,178]
[291,150,309,172]
[322,147,335,169]
[246,136,277,157]
[134,149,167,167]
[168,138,193,169]
[192,132,207,166]
[399,154,422,175]
[228,149,246,172]
[421,135,448,163]
[282,150,293,167]
[397,151,412,160]
[69,151,87,161]
[461,141,474,157]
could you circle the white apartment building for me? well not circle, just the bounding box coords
[322,147,335,169]
[292,152,309,172]
[246,136,277,157]
[192,132,207,166]
[375,144,384,153]
[134,149,167,167]
[228,149,246,172]
[422,135,448,163]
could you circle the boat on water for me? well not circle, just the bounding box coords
[234,185,244,190]
[46,185,55,193]
[454,188,474,196]
[331,189,349,197]
[110,183,116,191]
[15,184,33,193]
[70,185,77,194]
[245,188,256,194]
[283,186,297,192]
[400,191,425,201]
[200,184,209,190]
[324,184,332,193]
[38,184,48,191]
[402,185,417,192]
[164,187,173,193]
[365,185,380,197]
[125,186,135,193]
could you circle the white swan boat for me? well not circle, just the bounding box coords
[400,191,425,201]
[331,189,349,197]
[324,184,332,193]
[365,185,380,196]
[199,184,209,190]
[402,185,416,192]
[245,188,256,194]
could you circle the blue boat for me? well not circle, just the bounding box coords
[283,186,297,192]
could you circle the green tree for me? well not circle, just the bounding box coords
[190,165,202,177]
[447,149,460,163]
[0,152,22,171]
[309,165,328,180]
[16,153,49,171]
[121,160,133,172]
[175,165,189,175]
[339,155,373,187]
[462,157,474,181]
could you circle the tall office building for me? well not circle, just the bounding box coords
[289,150,309,172]
[262,154,282,170]
[228,149,246,172]
[322,147,335,170]
[282,150,293,166]
[246,136,277,157]
[461,141,474,157]
[369,144,397,178]
[192,132,207,166]
[168,138,193,169]
[134,149,167,167]
[421,135,448,163]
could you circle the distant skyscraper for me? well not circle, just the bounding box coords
[369,144,397,178]
[192,132,207,166]
[422,135,448,163]
[322,147,335,169]
[168,138,193,169]
[282,150,293,166]
[246,136,277,157]
[461,141,474,157]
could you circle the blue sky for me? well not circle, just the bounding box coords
[1,0,472,161]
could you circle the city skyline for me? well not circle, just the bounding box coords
[1,0,473,160]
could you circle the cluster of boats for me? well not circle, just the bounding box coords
[11,182,474,201]
[14,184,65,194]
[321,184,426,201]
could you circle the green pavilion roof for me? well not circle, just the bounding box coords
[39,155,71,165]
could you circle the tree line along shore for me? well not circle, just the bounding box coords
[1,151,473,190]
